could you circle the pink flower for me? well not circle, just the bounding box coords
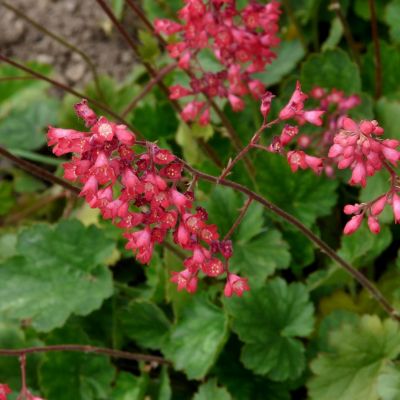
[224,274,250,297]
[343,214,363,235]
[303,110,325,126]
[0,384,11,400]
[392,193,400,223]
[367,216,380,234]
[171,269,198,293]
[74,99,97,127]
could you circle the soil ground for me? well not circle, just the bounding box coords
[1,0,139,85]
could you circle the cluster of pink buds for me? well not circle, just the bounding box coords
[47,100,249,297]
[155,0,281,124]
[328,117,399,186]
[327,117,400,234]
[264,81,325,174]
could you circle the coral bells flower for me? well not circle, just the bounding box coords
[155,0,281,122]
[0,384,11,400]
[48,100,245,296]
[224,273,250,297]
[329,117,400,187]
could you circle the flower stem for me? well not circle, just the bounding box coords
[0,345,169,365]
[223,196,253,240]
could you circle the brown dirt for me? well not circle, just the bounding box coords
[1,0,139,86]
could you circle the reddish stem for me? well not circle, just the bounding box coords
[0,345,169,365]
[223,196,253,240]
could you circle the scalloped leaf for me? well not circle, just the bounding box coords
[224,278,314,381]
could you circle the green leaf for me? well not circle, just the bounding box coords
[39,325,115,400]
[376,97,400,139]
[308,315,400,400]
[362,41,400,97]
[111,371,149,400]
[0,181,15,215]
[0,62,51,108]
[138,30,160,62]
[142,0,181,20]
[111,0,124,20]
[0,231,17,262]
[337,224,392,267]
[120,300,171,349]
[193,379,231,400]
[378,365,400,400]
[385,0,400,44]
[13,171,46,193]
[0,99,59,150]
[0,220,114,331]
[0,320,42,390]
[162,295,229,380]
[176,121,213,165]
[158,366,172,400]
[206,187,290,286]
[354,0,388,21]
[300,49,361,93]
[231,230,290,287]
[254,40,305,86]
[224,278,314,381]
[256,154,338,226]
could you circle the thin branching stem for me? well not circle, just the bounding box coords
[1,1,105,100]
[329,1,361,66]
[0,345,170,365]
[121,61,177,117]
[223,197,253,240]
[2,143,399,322]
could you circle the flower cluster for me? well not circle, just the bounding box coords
[328,117,400,234]
[264,81,325,174]
[155,0,281,124]
[47,100,249,297]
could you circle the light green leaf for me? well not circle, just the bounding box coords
[0,99,59,150]
[300,49,361,93]
[337,224,392,267]
[0,220,114,331]
[138,30,160,62]
[158,366,172,400]
[308,315,400,400]
[225,278,314,381]
[120,300,171,349]
[0,231,17,262]
[256,154,338,227]
[162,295,229,380]
[39,325,115,400]
[321,18,343,51]
[193,379,231,400]
[385,0,400,44]
[254,40,305,86]
[111,0,124,20]
[378,365,400,400]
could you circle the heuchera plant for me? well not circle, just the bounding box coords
[155,0,281,123]
[47,100,249,297]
